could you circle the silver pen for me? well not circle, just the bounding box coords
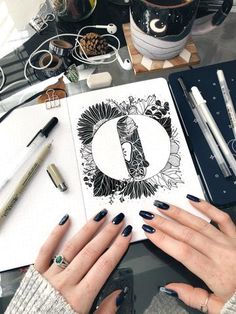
[178,78,231,178]
[191,86,236,177]
[217,69,236,139]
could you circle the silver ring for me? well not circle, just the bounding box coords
[53,254,69,269]
[200,294,209,313]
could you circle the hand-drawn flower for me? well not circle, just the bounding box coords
[77,102,122,144]
[77,95,183,200]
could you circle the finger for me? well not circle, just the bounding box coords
[35,214,70,273]
[61,213,126,283]
[163,283,224,314]
[186,196,236,237]
[95,288,128,314]
[142,224,210,282]
[49,209,108,274]
[76,225,132,313]
[153,201,224,242]
[140,211,216,257]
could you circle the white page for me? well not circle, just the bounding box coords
[0,100,86,272]
[67,78,207,242]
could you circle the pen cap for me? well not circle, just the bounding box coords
[47,163,67,192]
[41,117,58,137]
[216,69,225,83]
[191,87,206,104]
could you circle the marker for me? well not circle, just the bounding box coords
[0,143,52,224]
[191,86,236,177]
[0,117,58,191]
[217,69,236,139]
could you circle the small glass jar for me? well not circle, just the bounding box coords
[52,0,97,22]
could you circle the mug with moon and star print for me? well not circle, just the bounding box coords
[130,0,232,60]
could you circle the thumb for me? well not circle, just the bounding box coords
[95,287,128,314]
[162,283,224,314]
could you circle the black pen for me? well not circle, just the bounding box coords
[0,117,58,190]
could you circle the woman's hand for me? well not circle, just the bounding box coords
[139,194,236,314]
[34,210,132,314]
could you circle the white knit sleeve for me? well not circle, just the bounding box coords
[4,265,78,314]
[220,293,236,314]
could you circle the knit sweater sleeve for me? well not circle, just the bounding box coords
[4,265,78,314]
[221,293,236,314]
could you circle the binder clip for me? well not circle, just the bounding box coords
[29,3,55,33]
[45,89,61,109]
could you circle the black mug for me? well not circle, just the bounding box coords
[130,0,233,60]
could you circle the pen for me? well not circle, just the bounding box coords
[178,78,231,178]
[0,143,52,224]
[216,69,236,139]
[191,86,236,177]
[0,117,58,191]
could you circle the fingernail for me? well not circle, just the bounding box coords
[121,225,132,237]
[93,209,108,222]
[112,213,125,225]
[153,200,169,210]
[159,287,178,298]
[116,287,128,307]
[142,224,156,233]
[139,210,154,220]
[59,214,69,225]
[186,194,200,202]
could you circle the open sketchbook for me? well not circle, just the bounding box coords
[0,78,205,272]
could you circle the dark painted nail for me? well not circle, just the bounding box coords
[112,213,125,225]
[139,210,154,220]
[142,224,156,233]
[116,287,128,307]
[121,225,132,237]
[186,194,200,202]
[153,200,169,210]
[159,287,178,298]
[59,214,69,225]
[93,209,108,222]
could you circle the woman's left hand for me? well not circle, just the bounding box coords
[140,195,236,314]
[34,210,132,314]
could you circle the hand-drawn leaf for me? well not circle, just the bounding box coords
[170,141,180,154]
[122,180,157,199]
[93,170,122,197]
[168,154,181,167]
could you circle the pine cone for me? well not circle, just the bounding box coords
[79,32,108,57]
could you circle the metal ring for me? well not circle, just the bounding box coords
[200,294,209,313]
[53,254,69,269]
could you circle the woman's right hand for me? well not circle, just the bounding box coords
[140,196,236,314]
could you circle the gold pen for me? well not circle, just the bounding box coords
[47,163,68,192]
[0,143,52,223]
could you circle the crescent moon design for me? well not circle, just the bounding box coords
[150,19,167,33]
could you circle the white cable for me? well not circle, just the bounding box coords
[0,80,28,95]
[1,26,121,93]
[28,49,53,70]
[0,67,6,90]
[24,33,78,81]
[72,34,120,65]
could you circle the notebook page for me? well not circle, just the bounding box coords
[0,100,86,271]
[67,78,207,242]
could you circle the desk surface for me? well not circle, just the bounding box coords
[0,3,236,313]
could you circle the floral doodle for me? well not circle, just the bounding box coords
[77,95,183,203]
